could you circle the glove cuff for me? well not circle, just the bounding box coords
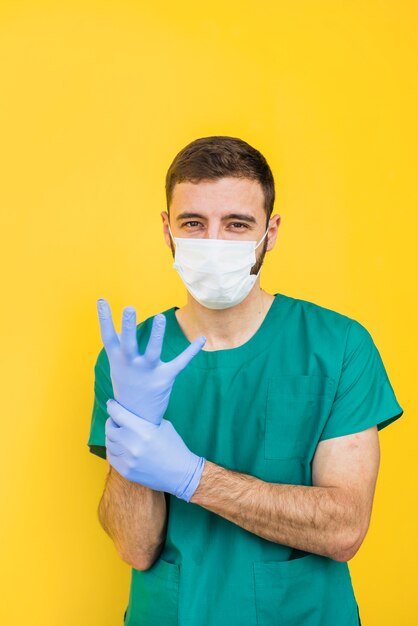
[176,455,206,503]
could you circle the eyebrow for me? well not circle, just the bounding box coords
[175,211,257,224]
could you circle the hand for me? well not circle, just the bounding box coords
[105,398,206,502]
[96,298,206,424]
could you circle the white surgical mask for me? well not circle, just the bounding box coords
[167,222,269,310]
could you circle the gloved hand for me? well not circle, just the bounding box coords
[105,398,206,502]
[96,298,206,424]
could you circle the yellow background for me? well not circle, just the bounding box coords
[0,1,416,624]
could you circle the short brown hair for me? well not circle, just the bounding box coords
[165,136,275,226]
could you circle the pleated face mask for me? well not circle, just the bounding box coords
[167,221,269,310]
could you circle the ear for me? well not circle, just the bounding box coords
[266,214,281,251]
[161,211,173,250]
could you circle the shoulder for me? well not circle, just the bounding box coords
[277,293,372,345]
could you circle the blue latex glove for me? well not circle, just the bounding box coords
[105,398,206,502]
[96,298,206,424]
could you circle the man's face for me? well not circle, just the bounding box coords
[161,177,280,275]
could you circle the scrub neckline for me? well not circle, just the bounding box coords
[163,293,288,369]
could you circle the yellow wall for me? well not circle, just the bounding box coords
[0,1,416,624]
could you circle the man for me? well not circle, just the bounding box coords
[88,136,403,626]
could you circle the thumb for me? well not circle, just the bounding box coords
[106,398,138,429]
[169,335,206,375]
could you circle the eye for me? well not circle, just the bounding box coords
[181,221,249,230]
[183,221,202,228]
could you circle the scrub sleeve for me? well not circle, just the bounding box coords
[87,293,403,626]
[318,318,403,442]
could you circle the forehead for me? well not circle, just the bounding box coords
[170,177,265,220]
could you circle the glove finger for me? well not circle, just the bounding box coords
[105,417,122,443]
[97,298,120,358]
[145,313,166,363]
[168,335,206,376]
[120,306,138,359]
[106,440,126,458]
[106,398,144,431]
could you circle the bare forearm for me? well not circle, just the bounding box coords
[99,463,167,569]
[190,461,360,561]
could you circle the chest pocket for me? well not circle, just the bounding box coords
[265,375,335,461]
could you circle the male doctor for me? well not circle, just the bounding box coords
[88,135,403,626]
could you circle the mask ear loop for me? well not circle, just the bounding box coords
[255,225,270,250]
[167,221,177,246]
[253,222,274,278]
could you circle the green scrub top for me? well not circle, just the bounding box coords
[87,293,404,626]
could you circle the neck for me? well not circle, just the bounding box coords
[175,281,275,351]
